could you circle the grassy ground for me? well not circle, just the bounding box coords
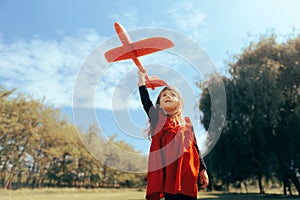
[0,188,299,200]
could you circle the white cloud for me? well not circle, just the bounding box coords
[108,8,138,29]
[0,21,212,112]
[167,2,206,40]
[167,3,205,30]
[0,29,105,107]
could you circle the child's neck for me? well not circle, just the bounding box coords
[167,114,183,124]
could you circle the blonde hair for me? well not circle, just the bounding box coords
[146,86,185,138]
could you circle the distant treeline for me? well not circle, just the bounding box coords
[0,89,147,189]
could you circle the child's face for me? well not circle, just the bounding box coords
[159,89,181,114]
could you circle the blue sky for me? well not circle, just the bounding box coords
[1,0,300,155]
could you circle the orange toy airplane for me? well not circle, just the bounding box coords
[104,22,174,90]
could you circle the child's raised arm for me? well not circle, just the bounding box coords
[138,71,153,117]
[138,71,146,87]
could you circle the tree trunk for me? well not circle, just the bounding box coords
[37,160,48,188]
[283,178,288,195]
[38,170,44,188]
[17,170,22,189]
[288,182,292,196]
[225,182,229,193]
[290,173,300,196]
[4,164,17,189]
[38,142,49,188]
[30,161,37,188]
[4,141,28,189]
[258,175,265,194]
[25,175,31,188]
[31,177,37,189]
[0,172,5,187]
[0,158,9,187]
[243,181,248,193]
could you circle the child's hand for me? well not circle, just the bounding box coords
[138,71,146,86]
[199,169,209,189]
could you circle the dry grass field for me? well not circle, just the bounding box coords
[0,188,299,200]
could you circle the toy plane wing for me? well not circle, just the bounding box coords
[105,37,174,62]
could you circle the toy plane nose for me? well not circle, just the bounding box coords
[114,22,123,34]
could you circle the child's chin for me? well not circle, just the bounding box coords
[163,106,177,113]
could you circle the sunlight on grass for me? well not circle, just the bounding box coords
[0,188,297,200]
[0,188,144,200]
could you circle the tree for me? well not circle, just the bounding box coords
[0,89,42,189]
[0,86,147,189]
[199,35,300,195]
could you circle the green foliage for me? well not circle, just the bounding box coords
[199,35,300,195]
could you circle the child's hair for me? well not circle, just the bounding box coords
[146,86,185,138]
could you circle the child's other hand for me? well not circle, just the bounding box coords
[138,71,146,86]
[200,169,209,189]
